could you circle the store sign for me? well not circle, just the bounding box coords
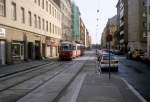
[0,28,6,37]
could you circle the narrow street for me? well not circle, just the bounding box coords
[0,50,149,102]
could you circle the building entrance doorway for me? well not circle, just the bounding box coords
[35,41,41,60]
[28,42,34,59]
[0,40,5,65]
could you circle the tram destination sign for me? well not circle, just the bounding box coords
[0,28,6,37]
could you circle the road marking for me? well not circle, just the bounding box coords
[118,76,148,102]
[70,74,86,102]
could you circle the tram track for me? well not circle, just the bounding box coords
[0,61,78,102]
[0,62,62,92]
[0,61,54,79]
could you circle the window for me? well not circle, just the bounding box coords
[21,7,25,24]
[46,1,48,12]
[52,24,54,34]
[12,2,17,20]
[38,16,41,29]
[52,7,54,17]
[49,4,51,14]
[55,9,56,18]
[28,11,32,26]
[38,0,40,6]
[50,23,51,33]
[12,43,24,57]
[143,32,147,38]
[143,22,147,28]
[0,0,5,16]
[53,24,54,33]
[34,14,37,28]
[46,21,48,32]
[42,19,45,30]
[42,0,44,9]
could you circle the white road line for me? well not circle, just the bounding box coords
[119,77,148,102]
[70,74,87,102]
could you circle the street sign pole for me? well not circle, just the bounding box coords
[106,34,112,80]
[109,41,111,80]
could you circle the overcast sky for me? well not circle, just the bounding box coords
[73,0,118,44]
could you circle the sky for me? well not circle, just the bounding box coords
[73,0,118,44]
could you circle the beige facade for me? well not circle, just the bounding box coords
[0,0,62,64]
[53,0,72,41]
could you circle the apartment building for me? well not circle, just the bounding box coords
[116,0,148,52]
[101,16,118,49]
[53,0,72,41]
[116,0,128,52]
[0,0,62,64]
[80,18,86,46]
[72,1,80,42]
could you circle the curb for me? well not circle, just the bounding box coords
[115,76,148,102]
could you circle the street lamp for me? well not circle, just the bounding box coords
[147,0,150,56]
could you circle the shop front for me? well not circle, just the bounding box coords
[46,37,59,58]
[0,28,6,65]
[0,40,5,65]
[11,41,24,62]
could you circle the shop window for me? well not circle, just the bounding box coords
[12,43,24,58]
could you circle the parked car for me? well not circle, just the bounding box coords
[127,49,144,60]
[113,50,124,55]
[140,52,150,64]
[99,53,119,71]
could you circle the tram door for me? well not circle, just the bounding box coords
[0,41,5,65]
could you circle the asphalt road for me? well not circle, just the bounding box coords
[116,56,150,102]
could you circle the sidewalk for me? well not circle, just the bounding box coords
[76,73,147,102]
[0,60,51,78]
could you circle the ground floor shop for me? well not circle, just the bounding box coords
[0,25,60,65]
[0,40,6,65]
[46,37,59,58]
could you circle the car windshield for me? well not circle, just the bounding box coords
[103,55,115,60]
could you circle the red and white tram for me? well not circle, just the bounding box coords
[59,41,85,60]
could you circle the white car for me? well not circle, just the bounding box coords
[99,54,118,71]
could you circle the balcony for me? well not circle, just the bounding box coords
[120,22,124,27]
[120,30,124,35]
[120,39,124,44]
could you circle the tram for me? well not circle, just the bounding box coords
[59,41,85,60]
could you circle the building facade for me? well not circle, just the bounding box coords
[116,0,128,52]
[53,0,72,41]
[80,18,86,46]
[101,16,118,49]
[0,0,62,64]
[116,0,148,52]
[71,1,80,42]
[109,15,118,49]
